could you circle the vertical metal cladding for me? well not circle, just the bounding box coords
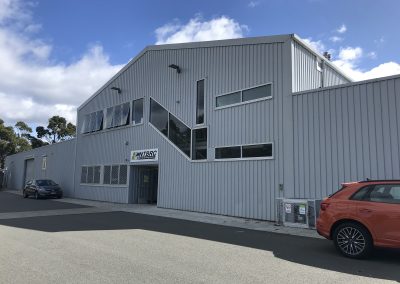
[4,139,76,196]
[292,75,400,199]
[291,40,350,92]
[75,40,288,220]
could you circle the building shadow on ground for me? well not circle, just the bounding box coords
[0,211,399,282]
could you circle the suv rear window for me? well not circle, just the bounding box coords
[351,184,400,204]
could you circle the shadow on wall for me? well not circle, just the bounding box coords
[0,211,399,282]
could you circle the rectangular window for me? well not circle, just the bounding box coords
[119,165,128,185]
[103,166,111,184]
[111,165,119,184]
[192,128,207,160]
[215,146,241,159]
[106,107,113,129]
[196,80,205,124]
[89,112,96,132]
[81,166,88,183]
[95,110,104,131]
[93,166,101,184]
[169,113,191,157]
[42,156,47,170]
[82,114,90,133]
[216,84,272,108]
[242,144,272,158]
[113,104,122,127]
[132,98,144,125]
[150,98,168,136]
[121,102,130,126]
[87,166,94,183]
[215,143,273,160]
[242,85,272,102]
[216,92,241,107]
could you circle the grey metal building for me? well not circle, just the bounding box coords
[5,34,399,222]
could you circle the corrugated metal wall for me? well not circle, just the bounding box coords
[292,75,400,199]
[4,139,76,196]
[75,41,289,219]
[291,40,350,92]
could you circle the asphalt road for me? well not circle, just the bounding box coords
[0,191,399,284]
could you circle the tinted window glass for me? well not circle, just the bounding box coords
[82,114,90,133]
[106,107,113,129]
[196,80,205,124]
[215,146,241,159]
[89,112,96,132]
[103,166,111,184]
[113,104,122,127]
[242,84,271,102]
[95,111,103,131]
[169,113,191,157]
[150,99,168,136]
[36,180,56,186]
[351,186,371,200]
[192,128,207,160]
[133,98,144,125]
[216,92,241,107]
[365,184,400,204]
[121,103,130,126]
[242,144,272,158]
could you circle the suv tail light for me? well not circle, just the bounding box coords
[320,202,330,211]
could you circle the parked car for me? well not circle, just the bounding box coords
[317,180,400,258]
[23,179,63,199]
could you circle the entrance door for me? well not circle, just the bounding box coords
[130,166,158,204]
[24,159,34,185]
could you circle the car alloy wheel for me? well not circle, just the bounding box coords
[333,222,372,259]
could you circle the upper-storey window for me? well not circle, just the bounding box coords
[132,98,144,125]
[216,84,272,108]
[81,110,104,134]
[196,80,205,124]
[150,99,168,136]
[105,102,130,129]
[215,143,273,160]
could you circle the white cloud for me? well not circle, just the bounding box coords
[248,1,260,8]
[155,15,247,45]
[0,0,123,126]
[302,37,326,54]
[336,24,347,34]
[338,46,363,61]
[329,36,343,43]
[367,51,377,59]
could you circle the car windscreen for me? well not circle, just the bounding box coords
[36,180,57,186]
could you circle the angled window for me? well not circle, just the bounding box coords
[196,80,205,124]
[169,113,191,157]
[132,98,144,125]
[150,99,168,136]
[192,128,207,160]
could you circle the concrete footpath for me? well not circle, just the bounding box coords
[4,189,321,239]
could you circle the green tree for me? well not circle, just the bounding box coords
[36,116,76,144]
[0,119,32,168]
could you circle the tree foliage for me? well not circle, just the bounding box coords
[36,116,76,144]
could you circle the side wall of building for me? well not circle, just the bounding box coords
[291,40,350,92]
[292,75,400,199]
[75,40,292,220]
[4,139,76,196]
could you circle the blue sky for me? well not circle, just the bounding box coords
[0,0,399,126]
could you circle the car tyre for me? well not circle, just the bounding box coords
[333,222,373,259]
[23,190,28,198]
[56,194,62,199]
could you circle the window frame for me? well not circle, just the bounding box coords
[215,83,273,110]
[214,142,274,161]
[195,79,205,125]
[132,98,144,126]
[191,126,208,161]
[80,165,102,185]
[101,164,129,186]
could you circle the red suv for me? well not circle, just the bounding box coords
[317,180,400,258]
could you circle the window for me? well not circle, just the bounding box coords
[242,144,272,158]
[106,107,113,129]
[216,92,240,107]
[132,98,144,125]
[95,111,104,131]
[150,99,168,136]
[242,85,272,102]
[215,146,241,159]
[351,186,371,201]
[216,84,272,108]
[196,80,205,124]
[104,102,131,129]
[103,165,128,185]
[93,166,101,184]
[215,143,273,160]
[121,102,130,126]
[81,111,103,134]
[192,128,207,160]
[42,156,47,170]
[81,166,101,184]
[82,114,90,133]
[87,166,94,183]
[81,167,87,183]
[113,104,122,127]
[169,113,191,157]
[355,184,400,204]
[89,112,96,132]
[317,58,323,72]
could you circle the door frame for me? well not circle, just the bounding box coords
[129,163,159,205]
